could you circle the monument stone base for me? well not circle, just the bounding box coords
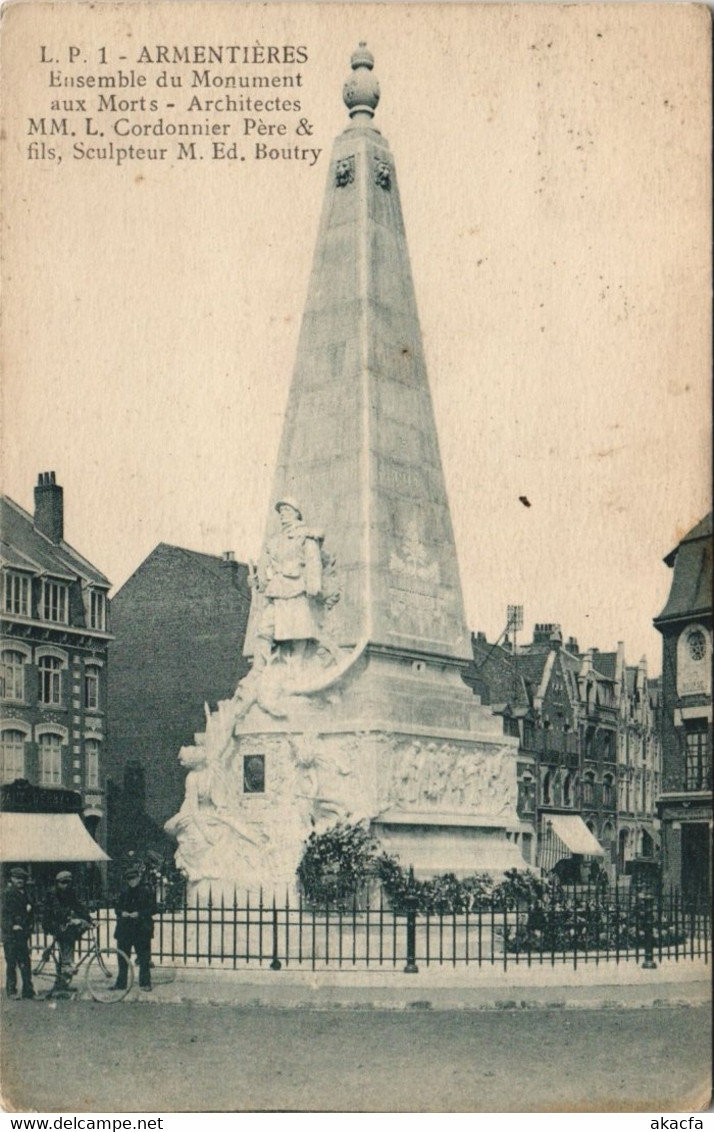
[166,648,528,900]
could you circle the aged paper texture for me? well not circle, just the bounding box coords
[1,0,712,1116]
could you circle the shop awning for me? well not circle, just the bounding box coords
[539,815,604,871]
[548,815,605,856]
[0,813,109,862]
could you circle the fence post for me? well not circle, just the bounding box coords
[270,896,282,971]
[641,891,657,970]
[403,867,419,974]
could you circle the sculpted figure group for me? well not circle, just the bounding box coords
[164,741,267,889]
[389,740,516,815]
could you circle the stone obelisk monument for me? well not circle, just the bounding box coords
[166,46,525,897]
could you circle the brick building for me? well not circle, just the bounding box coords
[0,473,111,840]
[106,543,251,857]
[653,513,712,903]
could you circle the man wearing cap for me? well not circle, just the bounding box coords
[41,871,91,987]
[249,499,326,668]
[114,865,157,992]
[1,867,35,999]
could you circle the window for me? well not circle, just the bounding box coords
[518,774,535,812]
[89,590,106,631]
[84,665,100,711]
[0,650,25,701]
[678,625,711,697]
[38,655,63,705]
[685,727,712,791]
[41,580,68,624]
[542,769,552,806]
[562,773,572,807]
[504,717,520,739]
[85,739,100,789]
[3,572,30,617]
[39,732,63,786]
[0,729,25,783]
[583,772,595,806]
[687,630,706,661]
[602,774,614,808]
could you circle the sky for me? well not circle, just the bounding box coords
[2,2,711,676]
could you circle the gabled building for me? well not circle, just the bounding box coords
[106,543,252,855]
[0,473,112,840]
[469,624,586,870]
[654,513,712,903]
[578,647,619,868]
[468,632,537,863]
[469,623,661,879]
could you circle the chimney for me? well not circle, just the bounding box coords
[222,550,236,562]
[34,471,63,543]
[567,636,580,654]
[533,622,557,645]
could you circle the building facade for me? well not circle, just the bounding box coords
[106,543,252,855]
[0,473,112,840]
[654,514,712,903]
[470,624,661,878]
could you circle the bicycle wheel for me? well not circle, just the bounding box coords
[84,947,133,1002]
[30,946,63,996]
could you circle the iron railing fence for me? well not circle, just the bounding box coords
[31,887,711,973]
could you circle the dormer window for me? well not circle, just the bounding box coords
[89,589,106,631]
[41,579,68,623]
[3,571,31,617]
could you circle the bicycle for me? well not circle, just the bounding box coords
[31,925,134,1003]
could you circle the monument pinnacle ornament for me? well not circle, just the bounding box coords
[167,48,526,898]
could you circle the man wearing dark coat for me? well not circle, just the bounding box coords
[114,865,157,991]
[1,867,35,998]
[42,871,91,987]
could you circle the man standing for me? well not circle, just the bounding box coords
[1,867,35,999]
[114,865,157,992]
[42,871,91,988]
[250,498,339,670]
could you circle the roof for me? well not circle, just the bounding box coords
[0,496,109,587]
[591,652,617,680]
[114,542,250,600]
[470,637,530,707]
[656,512,712,625]
[663,513,712,567]
[0,812,110,862]
[514,652,550,696]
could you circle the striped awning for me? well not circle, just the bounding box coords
[539,815,604,871]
